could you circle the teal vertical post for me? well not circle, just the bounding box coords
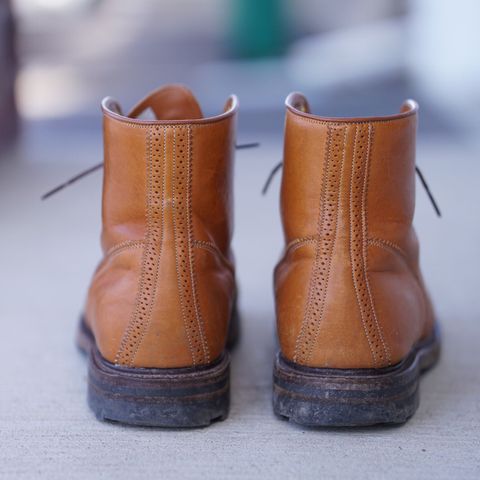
[229,0,287,58]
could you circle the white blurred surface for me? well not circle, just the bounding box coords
[409,0,480,126]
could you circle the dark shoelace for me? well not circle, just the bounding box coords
[262,161,441,217]
[414,165,441,217]
[41,142,260,200]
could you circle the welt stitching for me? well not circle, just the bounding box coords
[172,126,196,365]
[306,126,347,363]
[105,240,144,259]
[362,126,391,366]
[293,127,331,362]
[114,128,153,365]
[349,125,377,367]
[130,126,167,365]
[187,126,210,363]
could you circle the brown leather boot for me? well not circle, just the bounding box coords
[77,85,238,427]
[273,93,440,426]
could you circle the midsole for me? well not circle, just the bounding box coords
[89,343,230,401]
[274,324,440,397]
[78,318,230,400]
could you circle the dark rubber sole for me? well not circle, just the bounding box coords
[273,325,441,427]
[77,310,239,428]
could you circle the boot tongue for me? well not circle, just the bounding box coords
[127,84,203,120]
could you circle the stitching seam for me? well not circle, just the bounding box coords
[293,126,344,364]
[172,126,196,365]
[193,240,234,273]
[285,236,316,254]
[349,125,377,366]
[104,116,234,129]
[306,126,347,363]
[187,126,210,363]
[368,237,408,260]
[293,126,332,362]
[362,126,391,366]
[288,111,414,127]
[130,126,167,365]
[115,128,154,365]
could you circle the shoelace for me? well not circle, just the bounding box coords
[41,142,260,200]
[262,161,441,217]
[414,165,441,217]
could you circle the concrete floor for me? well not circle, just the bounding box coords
[0,128,479,479]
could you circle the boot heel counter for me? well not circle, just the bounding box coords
[92,89,237,371]
[278,96,429,371]
[278,121,392,369]
[115,125,210,368]
[276,239,386,369]
[279,235,429,370]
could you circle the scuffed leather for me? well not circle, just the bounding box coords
[275,93,435,369]
[85,85,237,368]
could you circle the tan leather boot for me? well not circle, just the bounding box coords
[77,85,238,427]
[273,93,440,426]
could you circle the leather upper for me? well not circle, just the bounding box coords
[85,85,237,368]
[275,93,435,369]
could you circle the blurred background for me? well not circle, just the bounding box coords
[2,0,480,144]
[1,1,479,478]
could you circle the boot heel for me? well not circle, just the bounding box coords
[273,326,440,427]
[87,347,230,428]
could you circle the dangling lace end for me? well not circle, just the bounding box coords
[41,163,103,200]
[415,165,441,217]
[262,161,283,195]
[236,142,260,150]
[41,142,260,200]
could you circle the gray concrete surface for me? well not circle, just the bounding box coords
[0,133,479,479]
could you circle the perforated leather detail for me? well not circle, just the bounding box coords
[115,125,166,366]
[172,126,210,365]
[349,124,390,367]
[294,125,346,364]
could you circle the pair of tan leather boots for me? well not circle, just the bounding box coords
[78,84,440,428]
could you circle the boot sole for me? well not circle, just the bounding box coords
[77,310,239,428]
[273,324,440,427]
